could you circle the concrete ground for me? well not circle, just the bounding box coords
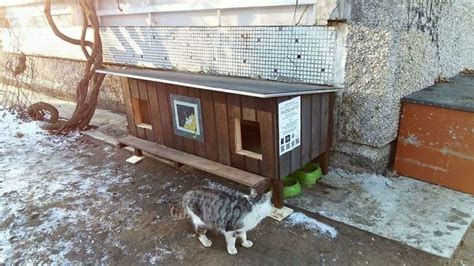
[0,118,472,264]
[287,170,474,258]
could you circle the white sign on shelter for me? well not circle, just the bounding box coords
[278,96,301,155]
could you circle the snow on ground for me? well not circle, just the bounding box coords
[0,110,180,264]
[0,109,344,263]
[285,212,338,239]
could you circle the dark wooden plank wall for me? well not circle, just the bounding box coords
[256,98,278,179]
[213,92,231,165]
[227,94,245,170]
[124,78,331,180]
[137,80,154,142]
[129,79,146,140]
[146,81,164,144]
[120,77,137,136]
[125,78,278,179]
[277,94,330,178]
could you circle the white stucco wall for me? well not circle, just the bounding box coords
[2,0,321,27]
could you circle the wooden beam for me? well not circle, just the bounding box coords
[118,135,270,192]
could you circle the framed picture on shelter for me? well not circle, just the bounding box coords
[170,94,204,142]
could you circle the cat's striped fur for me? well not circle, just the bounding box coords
[181,186,272,255]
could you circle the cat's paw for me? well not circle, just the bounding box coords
[199,238,213,247]
[227,247,238,255]
[241,240,253,248]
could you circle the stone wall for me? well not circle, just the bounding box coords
[331,0,474,172]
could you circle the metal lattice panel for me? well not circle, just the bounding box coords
[100,26,336,85]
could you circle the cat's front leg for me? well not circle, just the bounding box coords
[195,226,212,247]
[238,231,253,248]
[223,231,238,255]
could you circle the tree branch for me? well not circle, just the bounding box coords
[36,0,106,133]
[79,2,90,59]
[44,0,93,49]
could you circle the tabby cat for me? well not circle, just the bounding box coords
[180,186,272,255]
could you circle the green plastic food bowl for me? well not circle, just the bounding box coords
[282,175,302,198]
[294,162,322,185]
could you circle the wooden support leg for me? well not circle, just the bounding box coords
[173,162,184,169]
[118,143,127,149]
[271,179,284,209]
[134,148,143,157]
[319,151,329,175]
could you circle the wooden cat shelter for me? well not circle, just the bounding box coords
[97,68,339,208]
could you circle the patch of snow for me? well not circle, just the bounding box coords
[141,245,176,264]
[138,184,152,191]
[285,212,338,239]
[0,230,13,262]
[0,110,141,263]
[161,181,182,192]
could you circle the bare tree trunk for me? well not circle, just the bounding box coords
[31,0,105,133]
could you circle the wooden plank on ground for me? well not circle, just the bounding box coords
[120,77,137,137]
[118,135,270,192]
[213,92,231,165]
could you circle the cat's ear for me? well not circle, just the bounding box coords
[265,189,273,198]
[249,188,257,197]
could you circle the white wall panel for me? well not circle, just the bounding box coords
[99,26,336,85]
[3,25,338,85]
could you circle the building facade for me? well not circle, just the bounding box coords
[1,0,473,173]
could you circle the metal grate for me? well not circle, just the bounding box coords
[100,26,336,85]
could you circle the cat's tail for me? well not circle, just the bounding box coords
[170,203,188,220]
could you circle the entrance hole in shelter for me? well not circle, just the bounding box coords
[235,119,262,160]
[132,98,152,129]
